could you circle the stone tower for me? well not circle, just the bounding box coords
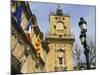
[46,5,75,72]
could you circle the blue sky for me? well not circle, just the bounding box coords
[29,2,96,65]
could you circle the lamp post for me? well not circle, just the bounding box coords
[79,17,90,69]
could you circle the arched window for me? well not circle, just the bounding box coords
[57,49,64,65]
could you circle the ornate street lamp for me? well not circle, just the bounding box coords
[79,17,87,33]
[79,17,90,69]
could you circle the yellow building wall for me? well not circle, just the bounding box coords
[49,15,71,35]
[11,1,47,73]
[46,14,74,72]
[11,33,24,60]
[21,55,36,73]
[65,44,73,70]
[46,43,56,72]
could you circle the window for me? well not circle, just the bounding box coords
[54,25,56,29]
[64,26,66,29]
[57,50,64,65]
[55,17,58,20]
[59,35,62,38]
[59,57,63,65]
[62,17,65,20]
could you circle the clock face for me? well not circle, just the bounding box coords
[56,22,64,30]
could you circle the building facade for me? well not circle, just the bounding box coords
[46,6,75,72]
[11,1,49,74]
[11,1,75,74]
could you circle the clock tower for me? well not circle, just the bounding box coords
[46,5,75,72]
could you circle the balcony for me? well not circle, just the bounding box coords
[41,40,50,53]
[12,16,45,67]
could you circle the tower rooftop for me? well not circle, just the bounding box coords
[50,4,70,17]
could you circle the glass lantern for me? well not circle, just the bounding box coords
[79,17,87,33]
[80,23,87,33]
